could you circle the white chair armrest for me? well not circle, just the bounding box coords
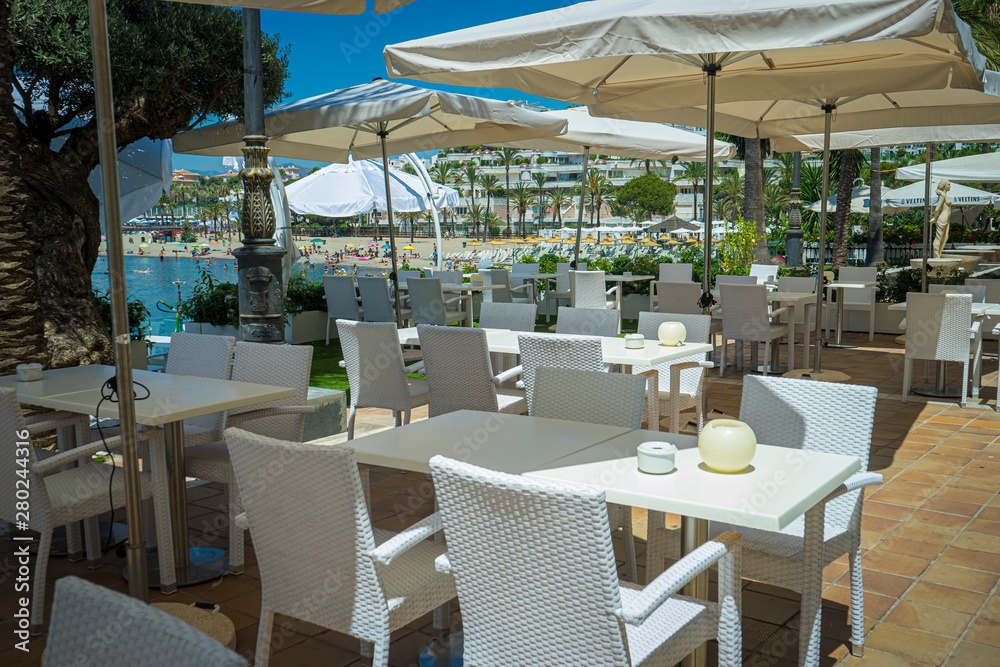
[228,405,316,428]
[494,365,523,385]
[405,360,425,374]
[338,360,347,368]
[768,306,793,320]
[33,441,116,475]
[434,552,451,573]
[606,285,620,297]
[822,471,884,503]
[368,513,444,566]
[509,283,532,294]
[234,512,249,530]
[619,531,741,625]
[25,413,86,436]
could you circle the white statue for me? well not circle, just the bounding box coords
[931,179,953,259]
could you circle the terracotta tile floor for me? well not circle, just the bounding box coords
[2,331,999,666]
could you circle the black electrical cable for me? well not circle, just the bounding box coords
[95,376,150,553]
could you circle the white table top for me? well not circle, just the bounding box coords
[3,365,295,427]
[525,430,862,532]
[887,301,1000,315]
[711,290,816,304]
[606,274,655,282]
[394,327,713,366]
[826,281,876,289]
[343,410,631,475]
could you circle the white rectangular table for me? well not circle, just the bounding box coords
[526,429,861,667]
[825,281,877,348]
[4,365,295,587]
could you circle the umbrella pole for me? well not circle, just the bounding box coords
[87,0,148,600]
[701,61,719,308]
[811,103,835,374]
[573,146,590,268]
[921,144,935,292]
[378,125,402,326]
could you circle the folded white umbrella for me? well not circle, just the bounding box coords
[897,151,1000,183]
[490,105,733,264]
[772,126,1000,154]
[285,158,459,217]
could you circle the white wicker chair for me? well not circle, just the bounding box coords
[358,276,412,324]
[633,312,713,433]
[0,389,176,634]
[478,302,536,331]
[749,263,778,285]
[659,262,693,283]
[570,270,619,311]
[44,576,245,666]
[511,262,539,295]
[825,266,877,341]
[397,269,421,289]
[515,333,605,415]
[718,283,791,376]
[650,280,702,314]
[555,306,618,337]
[416,324,526,416]
[777,276,819,368]
[225,429,456,667]
[481,269,531,304]
[647,375,881,660]
[183,341,315,573]
[532,366,646,428]
[966,278,1000,344]
[903,292,979,407]
[928,283,987,301]
[338,319,429,439]
[429,455,743,667]
[323,275,362,343]
[407,277,471,327]
[544,261,586,321]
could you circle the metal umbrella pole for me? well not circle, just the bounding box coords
[700,59,718,306]
[812,103,835,373]
[921,144,936,293]
[572,146,591,268]
[378,123,403,326]
[87,0,148,600]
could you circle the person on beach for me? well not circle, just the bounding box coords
[159,248,164,261]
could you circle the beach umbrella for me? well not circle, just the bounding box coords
[384,0,995,386]
[310,238,326,243]
[345,244,357,248]
[561,238,576,245]
[582,234,597,243]
[284,158,460,217]
[483,105,735,265]
[488,239,506,245]
[380,244,392,249]
[468,240,482,247]
[402,245,416,250]
[897,150,1000,183]
[175,79,567,324]
[548,235,563,242]
[619,238,636,245]
[139,243,149,248]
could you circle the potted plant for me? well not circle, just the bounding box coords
[283,271,328,344]
[92,290,152,370]
[178,269,240,337]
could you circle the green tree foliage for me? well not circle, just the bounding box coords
[615,173,677,218]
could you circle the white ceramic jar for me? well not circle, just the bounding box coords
[697,419,757,473]
[657,321,686,346]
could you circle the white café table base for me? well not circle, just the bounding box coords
[526,430,861,667]
[2,365,295,588]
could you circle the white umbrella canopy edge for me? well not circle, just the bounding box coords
[160,0,415,14]
[883,179,1000,208]
[897,150,1000,182]
[772,125,1000,153]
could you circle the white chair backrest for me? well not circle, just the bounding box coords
[436,270,464,286]
[397,269,421,288]
[479,302,536,332]
[929,283,986,302]
[429,455,629,666]
[905,292,973,363]
[45,576,246,667]
[230,341,313,442]
[749,263,778,284]
[965,278,1000,303]
[556,262,585,293]
[636,312,711,396]
[407,278,449,326]
[837,267,877,305]
[166,332,236,433]
[224,429,386,638]
[516,333,605,414]
[532,367,646,428]
[417,325,499,417]
[481,269,513,303]
[740,375,877,529]
[777,276,816,293]
[715,275,757,287]
[659,262,693,283]
[355,267,386,278]
[357,276,395,322]
[511,263,538,275]
[323,275,361,321]
[719,283,771,342]
[555,306,617,337]
[570,271,609,309]
[652,282,702,315]
[337,319,411,412]
[0,389,43,522]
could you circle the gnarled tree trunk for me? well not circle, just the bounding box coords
[831,150,858,269]
[745,138,769,263]
[866,147,884,266]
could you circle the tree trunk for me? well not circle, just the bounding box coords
[692,178,699,222]
[866,147,884,266]
[832,150,858,269]
[505,168,511,237]
[745,138,769,263]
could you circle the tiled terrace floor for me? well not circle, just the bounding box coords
[2,331,999,665]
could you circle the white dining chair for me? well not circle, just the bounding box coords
[478,302,536,331]
[650,280,702,314]
[825,266,877,342]
[903,292,980,407]
[749,263,778,285]
[481,269,532,304]
[358,275,412,324]
[515,333,605,415]
[570,270,619,311]
[777,276,818,367]
[718,283,791,376]
[429,455,743,667]
[544,261,586,321]
[555,306,618,337]
[323,275,362,343]
[407,277,471,326]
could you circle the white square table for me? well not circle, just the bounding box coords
[825,281,877,348]
[525,429,861,667]
[605,274,654,329]
[4,364,295,588]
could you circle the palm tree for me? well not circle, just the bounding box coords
[494,147,520,237]
[548,186,572,226]
[467,203,487,239]
[763,182,790,224]
[831,148,867,269]
[460,163,480,234]
[676,161,707,222]
[744,138,769,263]
[479,173,501,221]
[510,183,536,238]
[531,171,549,229]
[718,170,744,222]
[867,146,885,266]
[583,168,613,227]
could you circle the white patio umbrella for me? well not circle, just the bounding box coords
[175,79,567,323]
[772,127,1000,154]
[285,158,459,217]
[883,179,999,210]
[88,138,172,231]
[897,150,1000,183]
[488,105,734,265]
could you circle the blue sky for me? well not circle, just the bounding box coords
[175,0,587,174]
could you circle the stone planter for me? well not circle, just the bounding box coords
[284,310,329,344]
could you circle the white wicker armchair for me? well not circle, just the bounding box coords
[515,333,605,415]
[183,341,315,574]
[358,276,412,324]
[903,292,980,407]
[544,261,586,321]
[407,277,471,327]
[429,455,743,667]
[555,305,619,337]
[338,319,429,439]
[44,576,245,666]
[225,429,456,667]
[776,276,818,368]
[647,375,881,661]
[416,324,526,416]
[718,283,791,376]
[824,267,877,341]
[323,275,363,343]
[633,312,714,433]
[570,270,619,311]
[0,389,177,634]
[481,269,532,304]
[478,302,537,331]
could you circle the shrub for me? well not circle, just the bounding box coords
[284,271,327,313]
[92,290,150,341]
[178,269,240,327]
